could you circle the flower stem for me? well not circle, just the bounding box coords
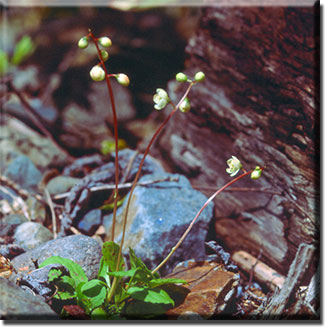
[89,29,119,242]
[114,82,196,271]
[151,169,255,275]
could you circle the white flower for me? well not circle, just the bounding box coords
[153,88,170,110]
[226,156,242,177]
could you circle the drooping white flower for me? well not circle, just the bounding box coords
[226,156,242,177]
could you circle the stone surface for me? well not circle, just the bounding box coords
[166,260,239,319]
[59,149,165,234]
[0,214,28,236]
[0,116,68,172]
[103,172,214,275]
[46,175,82,196]
[13,222,53,251]
[0,277,59,320]
[2,153,42,192]
[9,235,102,283]
[77,208,102,236]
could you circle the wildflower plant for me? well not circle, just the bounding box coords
[40,29,265,319]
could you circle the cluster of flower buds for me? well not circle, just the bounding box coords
[175,71,205,83]
[78,34,130,87]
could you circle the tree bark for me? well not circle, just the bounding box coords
[155,5,319,276]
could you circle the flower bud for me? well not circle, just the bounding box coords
[179,97,191,113]
[90,65,105,82]
[116,73,130,86]
[98,37,112,48]
[100,50,109,62]
[78,36,89,49]
[194,71,205,82]
[251,166,263,180]
[176,72,188,82]
[226,156,242,177]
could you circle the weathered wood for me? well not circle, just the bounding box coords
[260,243,317,319]
[155,5,319,275]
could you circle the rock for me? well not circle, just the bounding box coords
[0,117,68,171]
[9,235,102,283]
[13,222,53,251]
[77,208,102,236]
[3,153,42,192]
[46,175,82,195]
[59,149,165,235]
[0,214,28,236]
[166,260,239,319]
[18,264,60,298]
[0,277,59,320]
[103,172,213,275]
[0,244,25,259]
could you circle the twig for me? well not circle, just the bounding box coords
[232,250,285,292]
[44,188,57,239]
[52,176,179,202]
[192,185,282,195]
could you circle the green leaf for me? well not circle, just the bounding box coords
[126,286,174,306]
[107,268,137,278]
[40,256,88,288]
[76,280,107,314]
[149,278,187,288]
[11,35,35,66]
[91,307,108,320]
[0,50,9,75]
[129,247,155,282]
[48,268,63,282]
[102,242,125,272]
[98,257,111,287]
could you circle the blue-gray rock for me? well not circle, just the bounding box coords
[13,222,53,251]
[46,175,82,196]
[103,173,214,275]
[3,154,42,192]
[77,208,102,236]
[9,235,102,283]
[0,277,59,320]
[0,214,28,236]
[19,264,62,298]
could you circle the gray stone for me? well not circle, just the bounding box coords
[0,214,28,236]
[3,153,42,192]
[13,222,53,251]
[9,235,102,283]
[103,173,213,275]
[46,175,82,195]
[0,277,59,320]
[77,208,102,236]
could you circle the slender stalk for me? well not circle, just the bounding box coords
[106,82,196,304]
[115,82,195,268]
[88,30,119,242]
[151,169,255,275]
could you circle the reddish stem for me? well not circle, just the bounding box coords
[151,169,256,274]
[88,30,119,242]
[114,82,196,272]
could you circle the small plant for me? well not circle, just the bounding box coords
[40,241,186,319]
[0,35,35,75]
[40,29,265,319]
